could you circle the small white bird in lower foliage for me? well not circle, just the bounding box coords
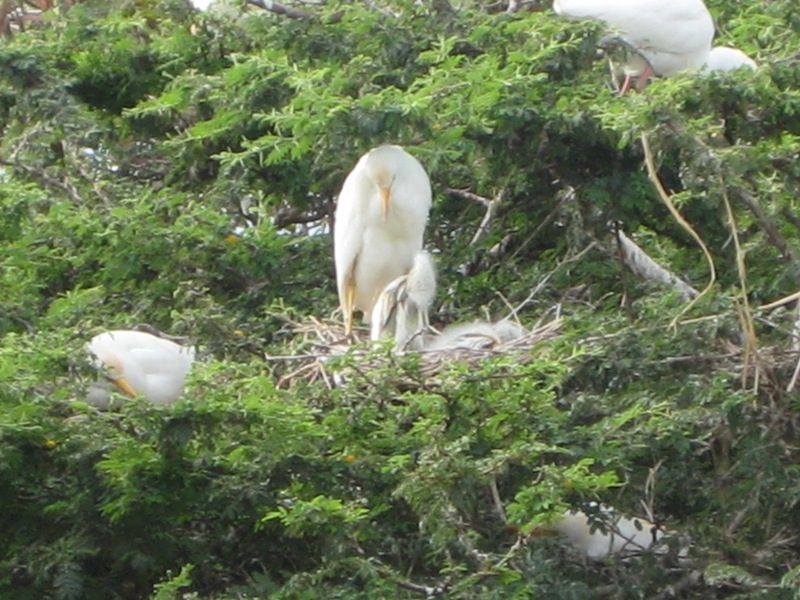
[86,328,195,408]
[370,251,437,351]
[538,505,680,559]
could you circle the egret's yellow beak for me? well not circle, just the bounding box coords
[379,185,391,220]
[111,377,138,398]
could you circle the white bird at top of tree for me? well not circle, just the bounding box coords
[334,145,432,335]
[553,0,756,94]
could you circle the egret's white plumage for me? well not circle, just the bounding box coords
[334,145,432,334]
[553,0,754,91]
[426,319,526,352]
[370,251,437,350]
[705,46,757,72]
[86,329,195,408]
[545,505,668,559]
[554,0,715,78]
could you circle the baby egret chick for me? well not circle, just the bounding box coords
[335,145,432,335]
[86,329,195,408]
[371,251,437,351]
[540,505,677,559]
[426,319,526,352]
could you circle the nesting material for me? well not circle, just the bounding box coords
[267,311,562,389]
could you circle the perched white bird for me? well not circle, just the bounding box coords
[189,0,215,10]
[705,46,758,72]
[426,319,526,351]
[370,251,437,350]
[334,145,432,335]
[553,0,754,92]
[86,329,195,408]
[539,505,675,559]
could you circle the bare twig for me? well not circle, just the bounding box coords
[786,347,800,392]
[758,289,800,311]
[489,477,507,523]
[507,242,596,320]
[735,187,800,266]
[361,0,399,16]
[396,579,448,597]
[780,207,800,232]
[652,570,703,600]
[640,133,716,327]
[509,185,574,262]
[0,157,85,205]
[723,185,762,392]
[444,187,504,247]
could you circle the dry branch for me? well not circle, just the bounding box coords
[640,133,716,326]
[395,578,448,597]
[444,187,504,247]
[735,187,800,266]
[615,230,699,301]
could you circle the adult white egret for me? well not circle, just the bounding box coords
[538,505,679,559]
[370,251,437,350]
[553,0,754,92]
[86,329,195,408]
[334,145,432,335]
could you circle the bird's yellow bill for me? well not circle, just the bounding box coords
[379,185,391,219]
[112,377,138,398]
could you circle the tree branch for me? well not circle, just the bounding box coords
[641,132,716,326]
[0,157,85,205]
[396,579,449,597]
[735,186,800,266]
[615,229,699,301]
[444,187,504,247]
[245,0,313,19]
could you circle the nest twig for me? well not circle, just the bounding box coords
[267,312,563,390]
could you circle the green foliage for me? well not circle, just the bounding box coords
[1,0,800,598]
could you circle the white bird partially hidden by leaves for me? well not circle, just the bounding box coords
[537,504,682,560]
[370,251,437,350]
[334,145,432,335]
[705,46,758,72]
[425,319,526,352]
[553,0,755,93]
[86,328,195,408]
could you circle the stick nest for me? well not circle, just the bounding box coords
[268,312,563,390]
